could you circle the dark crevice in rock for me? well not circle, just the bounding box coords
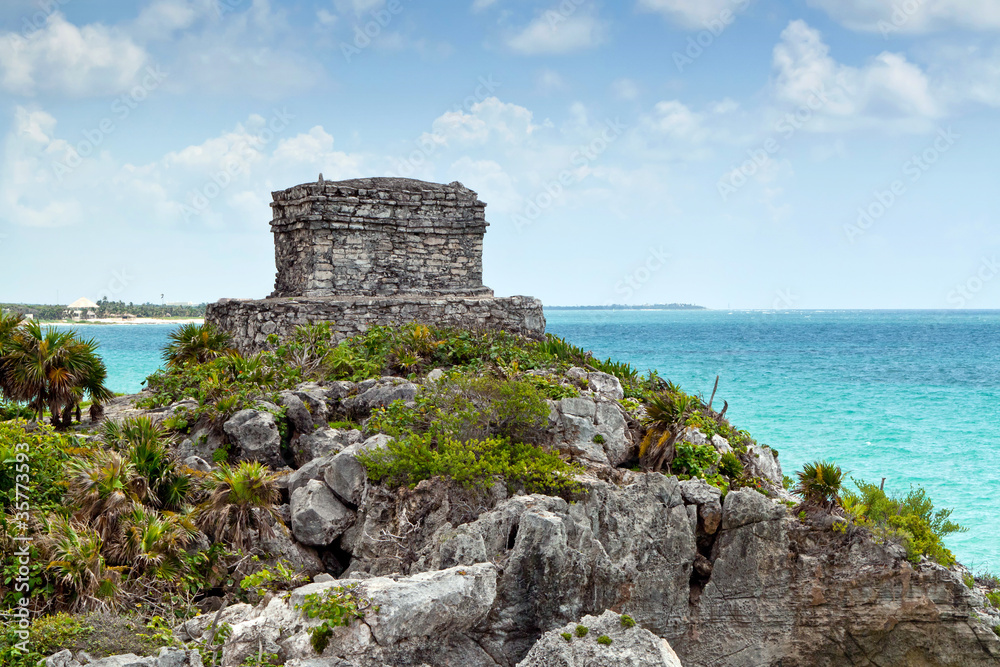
[689,517,719,606]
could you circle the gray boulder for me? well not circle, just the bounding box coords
[181,456,211,473]
[548,396,632,466]
[278,391,315,436]
[286,454,334,496]
[516,610,683,666]
[154,648,203,667]
[290,479,355,547]
[745,443,782,485]
[223,409,284,468]
[293,427,362,467]
[173,603,253,642]
[258,523,326,577]
[323,448,368,507]
[344,379,418,415]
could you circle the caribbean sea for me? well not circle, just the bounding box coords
[63,311,1000,571]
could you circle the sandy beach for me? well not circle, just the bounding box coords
[45,318,205,326]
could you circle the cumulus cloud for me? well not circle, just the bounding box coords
[771,20,941,128]
[806,0,1000,34]
[426,97,539,146]
[506,10,606,55]
[0,13,148,97]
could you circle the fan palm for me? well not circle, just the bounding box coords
[45,517,120,611]
[639,390,700,472]
[795,460,845,510]
[66,450,147,539]
[114,504,193,576]
[1,321,113,428]
[163,322,235,368]
[197,461,279,550]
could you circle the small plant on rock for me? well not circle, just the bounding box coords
[597,635,612,645]
[794,460,844,510]
[620,614,636,628]
[561,632,572,642]
[575,625,589,638]
[297,585,369,654]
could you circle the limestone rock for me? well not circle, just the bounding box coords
[548,396,632,466]
[323,449,368,507]
[344,379,418,415]
[710,434,731,454]
[290,479,355,547]
[258,523,326,577]
[745,443,782,485]
[293,428,361,467]
[516,610,683,667]
[278,391,315,436]
[286,454,334,496]
[587,371,625,400]
[223,409,284,468]
[173,603,253,642]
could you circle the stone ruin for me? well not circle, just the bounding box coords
[206,177,545,353]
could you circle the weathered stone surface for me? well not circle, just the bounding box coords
[710,434,731,454]
[548,396,632,466]
[342,379,418,415]
[258,523,326,577]
[516,610,683,667]
[154,648,203,667]
[174,603,254,642]
[205,178,545,354]
[221,563,498,667]
[223,409,284,468]
[293,427,360,467]
[290,480,355,547]
[278,391,314,436]
[679,478,723,535]
[323,449,368,507]
[745,443,782,485]
[181,456,211,473]
[587,371,625,400]
[286,454,334,496]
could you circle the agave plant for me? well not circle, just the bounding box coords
[66,450,147,539]
[0,321,113,428]
[795,460,845,510]
[162,322,235,368]
[197,461,279,550]
[45,518,120,611]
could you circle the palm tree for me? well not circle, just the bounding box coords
[66,450,147,540]
[197,461,279,550]
[795,460,845,511]
[45,517,120,611]
[1,321,113,428]
[163,322,235,368]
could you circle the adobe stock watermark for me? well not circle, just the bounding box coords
[615,247,669,300]
[52,65,169,182]
[718,74,848,202]
[512,118,626,232]
[772,288,798,310]
[6,440,34,656]
[14,0,72,40]
[387,76,502,178]
[95,269,133,304]
[673,0,751,73]
[946,257,998,307]
[340,0,412,63]
[878,0,925,39]
[843,127,959,244]
[181,108,294,221]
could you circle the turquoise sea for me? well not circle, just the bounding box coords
[63,311,999,571]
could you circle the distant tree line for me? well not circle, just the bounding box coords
[1,301,207,320]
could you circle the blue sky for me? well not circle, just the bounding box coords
[1,0,999,309]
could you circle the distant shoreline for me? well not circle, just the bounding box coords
[545,304,706,311]
[42,318,204,326]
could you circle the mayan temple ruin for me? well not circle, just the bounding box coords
[206,177,546,352]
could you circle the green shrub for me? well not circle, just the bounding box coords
[719,451,744,478]
[575,625,589,638]
[0,612,166,666]
[671,442,719,478]
[359,432,582,498]
[367,372,550,444]
[963,573,975,589]
[620,614,636,628]
[522,374,579,400]
[593,434,605,444]
[597,635,612,645]
[297,586,368,654]
[561,632,572,642]
[329,420,362,431]
[986,590,1000,608]
[841,479,965,566]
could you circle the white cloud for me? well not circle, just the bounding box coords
[771,20,941,128]
[427,97,538,146]
[612,78,640,100]
[643,101,708,141]
[536,68,568,93]
[638,0,749,30]
[0,13,148,97]
[131,0,206,40]
[806,0,1000,34]
[507,11,606,55]
[471,0,500,11]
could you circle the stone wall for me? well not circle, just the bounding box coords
[270,178,490,298]
[207,295,546,354]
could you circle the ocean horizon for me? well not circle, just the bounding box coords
[57,309,1000,572]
